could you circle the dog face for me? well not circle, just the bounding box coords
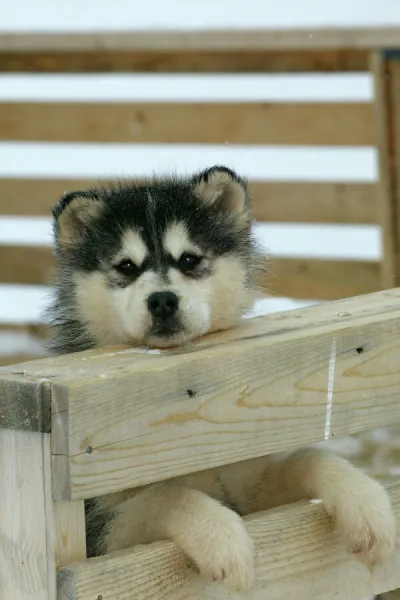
[52,166,263,348]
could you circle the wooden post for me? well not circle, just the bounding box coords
[0,378,86,599]
[371,50,400,289]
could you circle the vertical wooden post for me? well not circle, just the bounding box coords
[371,51,400,290]
[0,429,56,600]
[372,52,400,600]
[0,377,86,600]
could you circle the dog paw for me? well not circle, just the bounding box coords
[177,504,255,592]
[331,478,396,566]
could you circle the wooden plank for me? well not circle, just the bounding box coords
[53,501,86,568]
[0,246,54,285]
[371,53,400,289]
[371,52,397,288]
[0,353,48,367]
[0,49,368,73]
[0,429,56,599]
[0,322,49,338]
[0,244,378,300]
[251,182,377,224]
[3,287,400,500]
[58,480,400,600]
[0,102,373,145]
[270,258,381,300]
[0,179,377,224]
[0,28,399,51]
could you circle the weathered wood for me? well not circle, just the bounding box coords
[371,53,400,289]
[0,375,51,432]
[0,178,377,224]
[0,102,373,145]
[269,258,380,300]
[0,28,399,51]
[0,49,368,73]
[0,244,378,300]
[53,501,87,568]
[58,480,400,600]
[0,429,56,599]
[2,288,400,500]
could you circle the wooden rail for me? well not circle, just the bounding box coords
[58,482,400,600]
[1,288,400,599]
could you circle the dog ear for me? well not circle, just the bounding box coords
[52,190,103,249]
[193,166,252,225]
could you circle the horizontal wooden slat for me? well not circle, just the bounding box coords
[0,49,368,74]
[58,481,400,600]
[0,323,49,338]
[2,288,400,500]
[270,258,381,300]
[0,353,47,367]
[0,246,54,285]
[0,179,377,224]
[0,28,399,51]
[251,182,377,224]
[0,245,380,300]
[0,102,373,145]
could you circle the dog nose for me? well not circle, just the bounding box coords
[147,291,179,319]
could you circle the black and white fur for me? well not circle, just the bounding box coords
[48,166,396,592]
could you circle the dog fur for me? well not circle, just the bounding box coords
[48,166,396,592]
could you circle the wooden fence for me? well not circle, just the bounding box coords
[1,29,400,367]
[1,287,400,599]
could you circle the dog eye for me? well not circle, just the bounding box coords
[178,253,202,270]
[114,259,138,275]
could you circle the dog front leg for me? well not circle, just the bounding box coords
[254,446,396,565]
[104,481,255,592]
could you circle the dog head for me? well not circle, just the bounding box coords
[52,166,264,349]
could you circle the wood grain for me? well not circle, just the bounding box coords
[3,288,400,500]
[0,178,377,224]
[0,49,369,73]
[0,430,56,599]
[0,28,399,51]
[53,501,86,568]
[58,480,400,600]
[0,102,373,145]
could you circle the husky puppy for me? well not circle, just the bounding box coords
[49,166,396,592]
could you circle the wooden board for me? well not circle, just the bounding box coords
[0,246,54,285]
[58,480,400,600]
[0,28,399,51]
[371,54,400,289]
[0,429,56,599]
[0,49,368,74]
[269,258,381,300]
[0,179,377,224]
[2,287,400,500]
[0,102,373,145]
